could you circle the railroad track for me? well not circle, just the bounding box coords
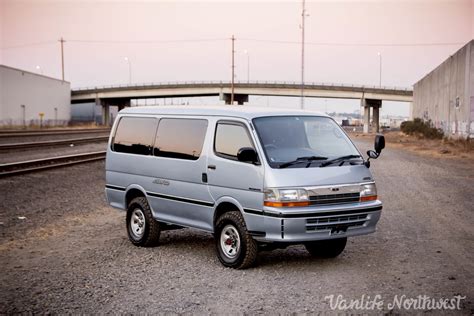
[0,136,109,151]
[0,151,106,178]
[0,128,110,138]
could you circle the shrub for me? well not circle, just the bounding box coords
[400,118,444,139]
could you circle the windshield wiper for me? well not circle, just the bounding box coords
[278,156,328,169]
[319,155,362,168]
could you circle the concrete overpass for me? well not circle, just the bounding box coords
[71,81,413,132]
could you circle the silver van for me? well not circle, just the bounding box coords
[105,106,385,269]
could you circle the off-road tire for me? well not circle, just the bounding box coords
[215,211,258,269]
[304,237,347,258]
[126,197,161,247]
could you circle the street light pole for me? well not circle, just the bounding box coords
[231,35,235,105]
[124,57,132,84]
[59,37,65,81]
[243,50,250,83]
[300,0,307,109]
[378,52,382,87]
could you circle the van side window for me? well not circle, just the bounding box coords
[113,117,157,155]
[154,118,208,160]
[215,122,253,159]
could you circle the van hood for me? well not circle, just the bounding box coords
[263,164,373,188]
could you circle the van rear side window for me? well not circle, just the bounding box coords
[113,117,158,155]
[154,118,208,160]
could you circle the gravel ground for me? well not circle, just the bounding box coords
[0,132,110,145]
[0,142,108,163]
[0,139,473,314]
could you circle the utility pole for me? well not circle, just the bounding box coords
[300,0,306,109]
[378,52,382,87]
[231,35,235,105]
[59,37,65,81]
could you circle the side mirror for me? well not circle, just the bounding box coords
[374,134,385,154]
[237,147,259,164]
[365,136,384,168]
[367,150,379,159]
[364,150,378,168]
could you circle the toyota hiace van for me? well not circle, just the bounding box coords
[105,106,385,269]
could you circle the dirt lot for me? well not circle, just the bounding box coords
[350,130,474,160]
[0,139,473,314]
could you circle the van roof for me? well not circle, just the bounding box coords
[119,105,329,120]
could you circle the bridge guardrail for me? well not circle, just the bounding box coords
[72,81,413,93]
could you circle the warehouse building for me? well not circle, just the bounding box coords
[0,65,71,127]
[412,40,474,138]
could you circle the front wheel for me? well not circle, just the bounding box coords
[305,237,347,258]
[215,211,258,269]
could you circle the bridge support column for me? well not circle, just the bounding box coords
[101,100,110,126]
[373,104,380,133]
[96,98,109,126]
[222,93,249,105]
[99,99,131,126]
[362,98,382,133]
[363,103,370,134]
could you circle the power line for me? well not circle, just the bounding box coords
[1,41,57,50]
[2,38,465,50]
[240,38,466,47]
[66,38,228,44]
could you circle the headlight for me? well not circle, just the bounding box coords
[360,183,377,202]
[264,188,309,207]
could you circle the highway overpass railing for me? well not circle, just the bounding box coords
[72,81,413,94]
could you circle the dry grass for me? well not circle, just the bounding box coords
[68,122,101,128]
[350,131,474,161]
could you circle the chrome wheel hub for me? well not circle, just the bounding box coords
[130,208,145,238]
[220,225,241,259]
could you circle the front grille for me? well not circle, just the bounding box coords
[306,213,368,232]
[309,192,360,206]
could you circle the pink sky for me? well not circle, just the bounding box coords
[1,0,473,115]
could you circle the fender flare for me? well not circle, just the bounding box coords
[124,184,149,208]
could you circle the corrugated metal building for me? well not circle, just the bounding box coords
[0,65,71,127]
[412,40,474,138]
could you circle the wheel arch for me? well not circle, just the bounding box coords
[124,185,148,208]
[212,196,245,229]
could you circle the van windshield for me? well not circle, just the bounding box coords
[252,116,361,168]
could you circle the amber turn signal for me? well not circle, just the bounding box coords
[264,201,311,207]
[360,195,377,202]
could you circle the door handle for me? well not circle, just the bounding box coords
[207,165,216,170]
[202,173,208,183]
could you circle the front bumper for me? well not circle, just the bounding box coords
[243,200,382,243]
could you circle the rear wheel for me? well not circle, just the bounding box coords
[304,237,347,258]
[215,211,258,269]
[126,197,161,247]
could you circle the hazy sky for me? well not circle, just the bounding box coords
[1,0,473,116]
